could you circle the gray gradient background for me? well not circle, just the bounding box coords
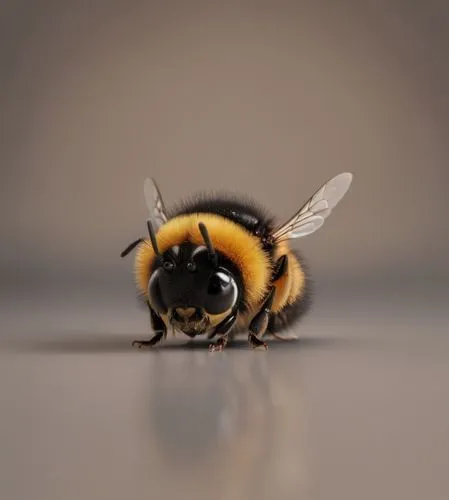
[1,1,449,499]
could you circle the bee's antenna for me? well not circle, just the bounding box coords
[198,222,218,267]
[147,220,161,257]
[147,220,175,271]
[120,238,144,258]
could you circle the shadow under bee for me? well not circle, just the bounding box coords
[9,330,363,354]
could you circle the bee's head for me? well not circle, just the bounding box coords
[147,222,240,336]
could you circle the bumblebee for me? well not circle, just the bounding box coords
[121,172,353,351]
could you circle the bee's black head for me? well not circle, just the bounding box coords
[147,223,241,336]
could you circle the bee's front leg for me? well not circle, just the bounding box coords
[248,286,275,350]
[133,304,167,349]
[208,311,237,352]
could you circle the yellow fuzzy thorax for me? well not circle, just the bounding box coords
[134,213,273,308]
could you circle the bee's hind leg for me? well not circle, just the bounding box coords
[133,305,167,349]
[256,254,298,344]
[208,311,237,352]
[248,286,275,351]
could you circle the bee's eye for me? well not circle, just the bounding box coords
[148,270,167,314]
[163,261,174,272]
[207,272,230,294]
[205,271,237,314]
[186,262,196,272]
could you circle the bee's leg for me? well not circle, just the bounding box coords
[248,286,275,350]
[208,311,237,352]
[132,331,164,349]
[272,254,288,281]
[132,305,167,349]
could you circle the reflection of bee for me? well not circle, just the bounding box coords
[142,352,309,500]
[121,173,353,351]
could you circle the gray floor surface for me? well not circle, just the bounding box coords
[1,285,448,500]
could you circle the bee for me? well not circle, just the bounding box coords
[121,172,353,351]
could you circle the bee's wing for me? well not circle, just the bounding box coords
[271,172,353,242]
[144,177,168,230]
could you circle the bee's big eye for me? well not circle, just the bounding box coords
[148,270,167,314]
[207,272,230,294]
[205,271,238,314]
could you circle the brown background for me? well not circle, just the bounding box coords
[1,1,449,500]
[2,0,449,286]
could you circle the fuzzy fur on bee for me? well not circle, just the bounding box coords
[121,173,353,351]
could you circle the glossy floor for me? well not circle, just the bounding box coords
[1,288,449,500]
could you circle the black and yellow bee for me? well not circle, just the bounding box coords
[121,173,353,351]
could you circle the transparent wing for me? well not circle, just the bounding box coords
[144,177,168,230]
[272,172,353,242]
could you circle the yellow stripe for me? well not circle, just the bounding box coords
[134,213,272,308]
[271,242,306,313]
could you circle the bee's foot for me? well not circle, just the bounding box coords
[209,343,224,352]
[132,331,164,349]
[248,333,268,351]
[209,336,228,352]
[132,340,155,349]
